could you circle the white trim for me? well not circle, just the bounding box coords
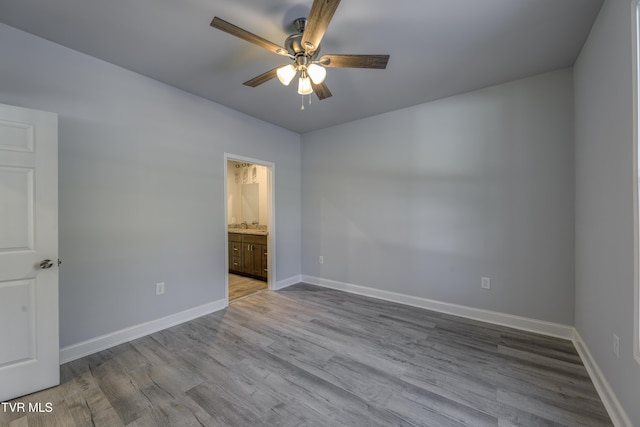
[223,153,276,304]
[301,275,574,340]
[59,299,227,364]
[224,156,230,304]
[632,0,640,366]
[573,330,633,427]
[273,275,302,290]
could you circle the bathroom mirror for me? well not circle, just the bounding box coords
[241,183,259,224]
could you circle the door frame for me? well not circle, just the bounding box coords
[223,153,275,304]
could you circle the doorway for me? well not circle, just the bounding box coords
[224,154,274,303]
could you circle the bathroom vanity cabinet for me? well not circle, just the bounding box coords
[229,232,268,281]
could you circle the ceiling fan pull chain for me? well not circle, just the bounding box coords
[301,94,305,111]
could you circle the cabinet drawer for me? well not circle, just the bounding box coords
[229,241,242,255]
[229,233,242,242]
[242,234,267,245]
[230,256,242,271]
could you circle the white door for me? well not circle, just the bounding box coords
[0,103,59,401]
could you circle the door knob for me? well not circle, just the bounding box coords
[39,259,54,269]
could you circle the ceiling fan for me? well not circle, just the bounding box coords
[210,0,389,107]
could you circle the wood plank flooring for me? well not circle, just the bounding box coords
[0,283,612,426]
[228,273,268,302]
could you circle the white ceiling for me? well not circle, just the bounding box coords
[0,0,602,133]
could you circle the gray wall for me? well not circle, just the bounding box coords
[301,69,575,325]
[2,5,638,421]
[0,23,301,347]
[574,0,640,424]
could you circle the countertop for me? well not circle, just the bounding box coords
[228,228,268,236]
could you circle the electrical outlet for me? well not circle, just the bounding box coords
[613,333,619,358]
[156,282,165,296]
[319,256,324,264]
[481,277,491,289]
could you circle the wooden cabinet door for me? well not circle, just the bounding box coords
[251,243,266,278]
[242,242,253,273]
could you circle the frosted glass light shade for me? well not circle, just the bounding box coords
[276,65,297,86]
[307,64,327,84]
[298,76,313,95]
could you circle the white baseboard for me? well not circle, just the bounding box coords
[59,299,227,364]
[273,274,302,291]
[60,275,303,364]
[301,275,574,340]
[573,330,632,427]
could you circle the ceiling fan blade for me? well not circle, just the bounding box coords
[211,17,288,56]
[301,0,341,53]
[312,81,332,100]
[243,67,279,87]
[319,54,390,69]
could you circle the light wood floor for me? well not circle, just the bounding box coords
[228,273,267,301]
[0,283,611,426]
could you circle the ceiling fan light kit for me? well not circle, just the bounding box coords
[307,64,326,84]
[297,70,313,95]
[276,64,297,86]
[276,52,326,92]
[210,0,389,109]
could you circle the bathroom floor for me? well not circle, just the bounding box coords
[228,274,268,301]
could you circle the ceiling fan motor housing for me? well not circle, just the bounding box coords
[285,18,320,59]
